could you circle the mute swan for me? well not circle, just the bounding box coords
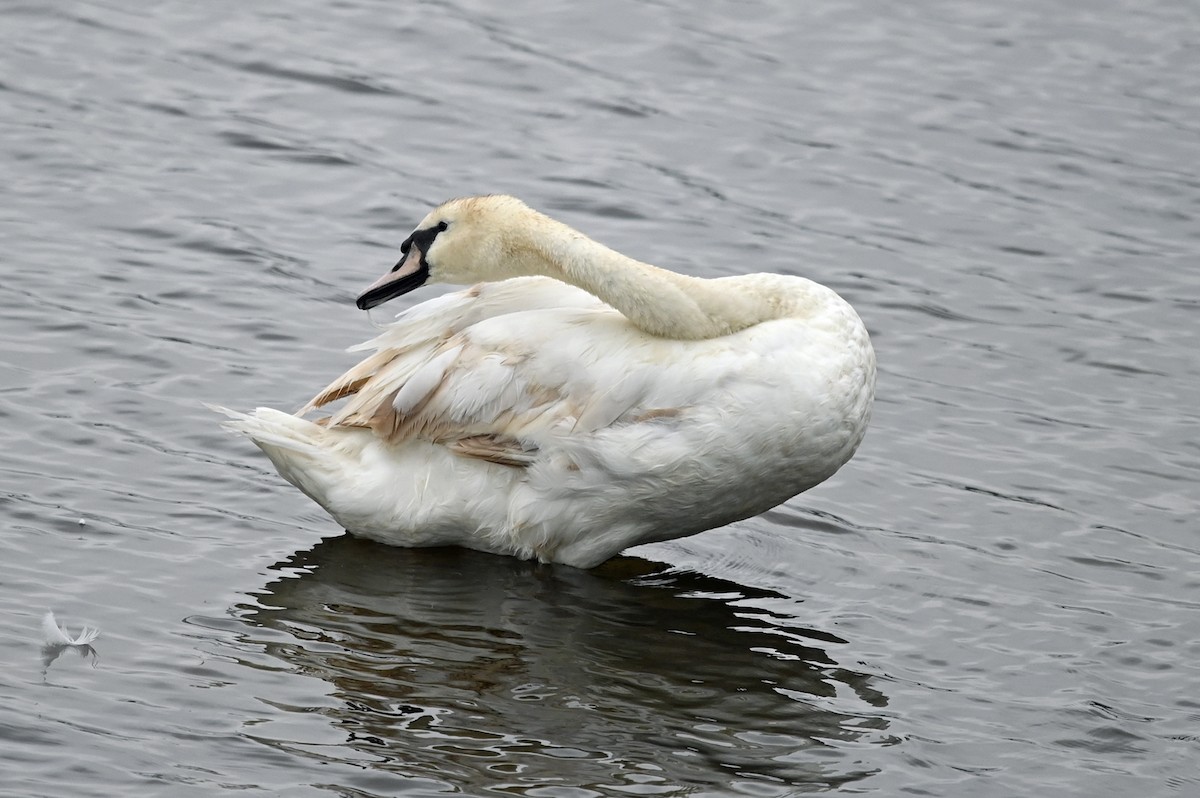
[218,195,875,568]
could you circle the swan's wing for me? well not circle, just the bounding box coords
[302,277,604,412]
[304,285,728,466]
[304,278,682,465]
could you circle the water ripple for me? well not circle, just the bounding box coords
[1,0,1199,795]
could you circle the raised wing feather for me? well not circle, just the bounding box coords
[302,277,687,464]
[303,277,600,412]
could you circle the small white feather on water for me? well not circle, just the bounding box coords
[42,611,100,646]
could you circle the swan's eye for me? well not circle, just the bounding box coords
[391,221,448,271]
[404,221,449,261]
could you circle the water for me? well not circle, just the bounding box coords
[2,0,1198,795]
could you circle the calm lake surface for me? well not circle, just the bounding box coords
[2,1,1198,795]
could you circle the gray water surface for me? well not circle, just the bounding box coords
[2,1,1198,796]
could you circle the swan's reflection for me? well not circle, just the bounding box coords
[235,536,892,793]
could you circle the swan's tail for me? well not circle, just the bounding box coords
[213,404,529,552]
[210,405,351,510]
[210,404,325,456]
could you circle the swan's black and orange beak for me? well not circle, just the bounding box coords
[356,244,429,310]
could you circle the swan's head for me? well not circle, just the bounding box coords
[356,195,540,310]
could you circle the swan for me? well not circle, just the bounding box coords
[218,195,875,568]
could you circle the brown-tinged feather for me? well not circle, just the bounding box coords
[302,348,407,413]
[368,388,403,440]
[632,407,682,422]
[307,376,371,410]
[448,435,537,467]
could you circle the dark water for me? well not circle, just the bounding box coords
[2,1,1198,795]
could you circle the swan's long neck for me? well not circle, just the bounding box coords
[511,213,782,340]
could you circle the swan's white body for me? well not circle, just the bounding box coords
[220,196,874,568]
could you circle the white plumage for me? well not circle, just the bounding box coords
[218,196,875,568]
